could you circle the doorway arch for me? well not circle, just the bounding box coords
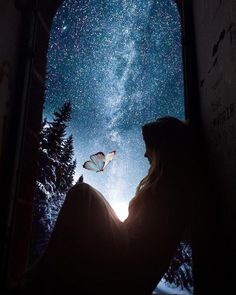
[1,0,201,292]
[33,0,190,293]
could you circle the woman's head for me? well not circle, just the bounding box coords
[142,116,192,171]
[129,116,195,212]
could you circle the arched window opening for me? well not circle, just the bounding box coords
[31,0,192,294]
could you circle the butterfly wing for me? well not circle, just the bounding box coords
[90,152,105,171]
[83,160,100,172]
[104,150,116,169]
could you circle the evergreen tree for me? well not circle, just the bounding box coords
[36,118,57,194]
[164,241,193,293]
[55,135,76,194]
[31,101,76,262]
[45,101,72,158]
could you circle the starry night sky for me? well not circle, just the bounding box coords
[44,0,184,221]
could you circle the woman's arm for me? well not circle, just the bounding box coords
[124,182,190,285]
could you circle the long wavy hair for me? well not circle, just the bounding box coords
[129,116,196,211]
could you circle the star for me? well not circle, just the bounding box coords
[45,0,184,218]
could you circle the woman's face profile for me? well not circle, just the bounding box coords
[144,145,153,164]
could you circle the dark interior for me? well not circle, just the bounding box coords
[0,0,235,293]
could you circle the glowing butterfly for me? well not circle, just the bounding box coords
[83,151,116,172]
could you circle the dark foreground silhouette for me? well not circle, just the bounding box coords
[19,117,198,295]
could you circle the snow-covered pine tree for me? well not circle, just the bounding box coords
[51,135,76,228]
[31,101,76,263]
[44,101,72,158]
[31,119,56,262]
[56,135,76,194]
[163,241,193,293]
[45,101,73,228]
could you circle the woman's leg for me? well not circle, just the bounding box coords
[23,183,126,293]
[23,183,99,293]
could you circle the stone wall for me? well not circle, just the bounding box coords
[193,0,236,210]
[0,0,22,174]
[192,0,236,292]
[0,0,63,286]
[0,0,23,287]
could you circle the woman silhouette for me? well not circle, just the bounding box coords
[23,116,198,294]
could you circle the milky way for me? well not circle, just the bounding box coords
[44,0,184,221]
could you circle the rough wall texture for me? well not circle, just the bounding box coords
[0,0,64,286]
[0,0,22,168]
[0,1,24,287]
[193,0,236,290]
[193,0,236,206]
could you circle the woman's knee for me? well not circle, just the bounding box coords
[64,183,94,205]
[53,183,93,232]
[68,182,91,194]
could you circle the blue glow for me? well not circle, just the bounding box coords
[45,0,184,221]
